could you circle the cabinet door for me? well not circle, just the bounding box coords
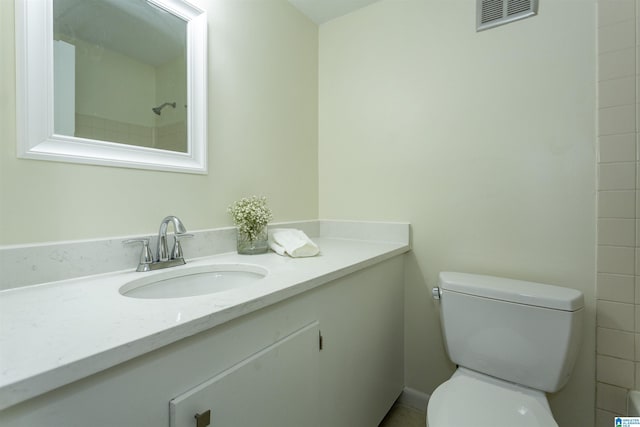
[170,321,320,427]
[318,258,404,427]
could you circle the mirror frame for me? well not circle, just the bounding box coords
[15,0,207,174]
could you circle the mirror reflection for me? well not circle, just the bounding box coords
[53,0,188,153]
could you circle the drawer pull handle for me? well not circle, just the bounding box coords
[195,410,211,427]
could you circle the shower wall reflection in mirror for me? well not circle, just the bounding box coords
[53,0,188,153]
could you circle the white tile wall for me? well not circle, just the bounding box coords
[598,20,635,53]
[598,191,635,218]
[597,327,635,360]
[599,134,636,163]
[597,355,635,389]
[598,246,635,275]
[597,382,630,414]
[597,273,635,302]
[596,408,619,427]
[597,300,636,331]
[596,1,639,422]
[599,48,636,80]
[598,0,635,26]
[74,114,187,151]
[599,78,636,108]
[598,163,636,190]
[599,105,636,135]
[598,219,636,246]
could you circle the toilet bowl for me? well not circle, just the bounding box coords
[427,368,557,427]
[427,272,584,427]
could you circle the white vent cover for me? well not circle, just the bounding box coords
[477,0,538,31]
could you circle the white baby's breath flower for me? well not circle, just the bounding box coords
[228,196,273,241]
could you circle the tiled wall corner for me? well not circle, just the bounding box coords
[74,113,187,150]
[596,0,638,423]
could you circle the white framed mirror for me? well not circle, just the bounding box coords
[15,0,207,174]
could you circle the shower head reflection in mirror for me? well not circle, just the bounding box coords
[152,102,177,116]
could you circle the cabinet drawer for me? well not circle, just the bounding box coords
[170,321,320,427]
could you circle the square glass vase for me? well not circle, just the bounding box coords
[236,227,268,255]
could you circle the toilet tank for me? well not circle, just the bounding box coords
[437,272,584,393]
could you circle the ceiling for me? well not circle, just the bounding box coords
[54,0,185,67]
[53,0,382,67]
[287,0,382,24]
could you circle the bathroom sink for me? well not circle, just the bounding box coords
[119,264,267,299]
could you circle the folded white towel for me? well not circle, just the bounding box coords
[268,228,320,258]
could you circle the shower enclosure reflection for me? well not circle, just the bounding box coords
[53,0,188,153]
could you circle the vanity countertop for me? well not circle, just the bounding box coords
[0,237,409,410]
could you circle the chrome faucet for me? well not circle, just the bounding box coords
[124,215,193,272]
[156,215,187,262]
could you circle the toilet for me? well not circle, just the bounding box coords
[427,272,584,427]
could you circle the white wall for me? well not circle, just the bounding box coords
[74,37,156,127]
[0,0,318,245]
[319,1,596,425]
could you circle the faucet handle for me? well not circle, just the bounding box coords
[172,233,194,260]
[123,238,154,272]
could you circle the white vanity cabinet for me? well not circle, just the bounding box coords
[0,256,404,427]
[317,257,404,426]
[170,321,321,427]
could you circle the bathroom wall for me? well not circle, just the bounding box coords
[595,0,639,424]
[74,43,187,151]
[155,55,188,152]
[0,0,318,245]
[73,37,159,148]
[319,1,596,426]
[73,37,156,128]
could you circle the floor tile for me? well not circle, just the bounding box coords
[379,403,426,427]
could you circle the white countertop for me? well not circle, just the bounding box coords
[0,237,409,410]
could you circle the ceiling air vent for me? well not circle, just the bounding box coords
[477,0,538,31]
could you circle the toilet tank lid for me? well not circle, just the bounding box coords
[439,272,584,311]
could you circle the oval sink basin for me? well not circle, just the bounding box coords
[120,264,267,299]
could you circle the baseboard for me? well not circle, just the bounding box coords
[397,387,430,412]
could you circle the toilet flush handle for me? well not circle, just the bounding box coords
[432,287,441,300]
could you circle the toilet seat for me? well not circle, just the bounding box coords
[427,368,558,427]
